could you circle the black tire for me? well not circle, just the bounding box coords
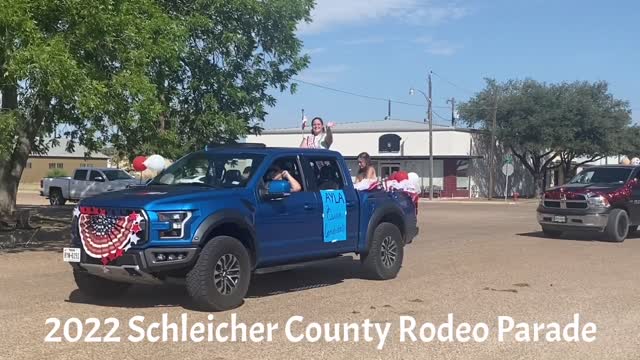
[49,188,66,206]
[605,208,629,242]
[541,226,563,238]
[73,269,130,298]
[361,222,404,280]
[186,236,251,311]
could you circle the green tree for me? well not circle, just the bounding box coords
[458,78,632,195]
[555,81,632,183]
[459,78,566,196]
[0,0,314,216]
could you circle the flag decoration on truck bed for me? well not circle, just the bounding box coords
[75,207,143,265]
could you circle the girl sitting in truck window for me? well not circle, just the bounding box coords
[355,152,377,183]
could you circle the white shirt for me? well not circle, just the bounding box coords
[302,133,329,149]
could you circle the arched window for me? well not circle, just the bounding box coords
[378,134,401,153]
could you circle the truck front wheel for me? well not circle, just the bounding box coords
[73,270,130,299]
[604,209,629,242]
[361,222,404,280]
[186,236,251,311]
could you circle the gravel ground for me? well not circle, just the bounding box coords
[1,201,640,360]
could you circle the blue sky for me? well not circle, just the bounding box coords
[264,0,640,129]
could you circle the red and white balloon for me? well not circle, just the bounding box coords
[143,154,166,172]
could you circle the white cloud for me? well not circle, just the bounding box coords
[340,36,386,45]
[298,0,470,34]
[304,47,327,55]
[414,36,461,56]
[297,64,349,84]
[426,43,460,56]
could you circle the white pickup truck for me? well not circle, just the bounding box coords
[40,167,139,205]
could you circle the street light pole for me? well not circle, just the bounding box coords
[409,70,434,200]
[428,71,433,200]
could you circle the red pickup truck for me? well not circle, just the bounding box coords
[537,165,640,242]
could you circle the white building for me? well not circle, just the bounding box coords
[245,119,484,198]
[248,119,636,198]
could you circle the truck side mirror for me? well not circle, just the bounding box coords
[631,178,640,188]
[94,176,104,182]
[264,180,291,200]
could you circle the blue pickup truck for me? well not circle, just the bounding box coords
[64,144,418,311]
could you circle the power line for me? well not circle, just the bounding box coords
[431,71,477,95]
[291,78,450,109]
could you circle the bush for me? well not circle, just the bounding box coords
[47,169,67,178]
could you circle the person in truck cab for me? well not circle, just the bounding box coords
[266,164,302,192]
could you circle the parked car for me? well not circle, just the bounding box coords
[40,167,139,205]
[537,165,640,242]
[63,144,419,311]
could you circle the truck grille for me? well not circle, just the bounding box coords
[543,194,588,209]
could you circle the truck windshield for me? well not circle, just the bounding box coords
[103,170,135,181]
[149,152,264,188]
[567,167,632,185]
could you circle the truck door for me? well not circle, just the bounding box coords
[302,155,358,255]
[70,169,88,200]
[254,155,323,265]
[86,170,106,198]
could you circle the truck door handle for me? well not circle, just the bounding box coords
[304,204,314,210]
[346,201,354,208]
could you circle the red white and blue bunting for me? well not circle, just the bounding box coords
[74,207,142,265]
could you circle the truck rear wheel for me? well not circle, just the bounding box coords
[604,208,629,242]
[361,222,404,280]
[186,236,251,311]
[73,269,130,299]
[49,188,66,206]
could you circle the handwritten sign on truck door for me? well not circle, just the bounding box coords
[320,190,347,243]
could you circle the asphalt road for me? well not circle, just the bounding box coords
[2,201,640,359]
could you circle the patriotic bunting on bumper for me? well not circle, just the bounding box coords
[75,207,143,265]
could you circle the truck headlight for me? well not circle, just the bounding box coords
[158,211,192,238]
[587,195,609,208]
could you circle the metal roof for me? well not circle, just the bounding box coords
[259,119,476,134]
[30,140,110,159]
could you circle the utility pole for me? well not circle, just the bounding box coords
[447,97,456,127]
[388,99,391,120]
[488,87,498,200]
[428,71,434,201]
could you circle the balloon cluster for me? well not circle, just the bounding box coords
[386,171,420,192]
[132,154,166,172]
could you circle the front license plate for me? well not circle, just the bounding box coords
[553,215,567,223]
[63,248,81,262]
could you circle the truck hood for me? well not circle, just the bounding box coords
[547,182,624,193]
[544,182,629,202]
[77,184,242,210]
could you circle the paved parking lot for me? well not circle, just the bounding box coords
[2,201,640,359]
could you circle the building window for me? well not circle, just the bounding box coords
[456,160,469,189]
[56,163,64,168]
[380,163,401,179]
[378,134,401,153]
[49,163,56,169]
